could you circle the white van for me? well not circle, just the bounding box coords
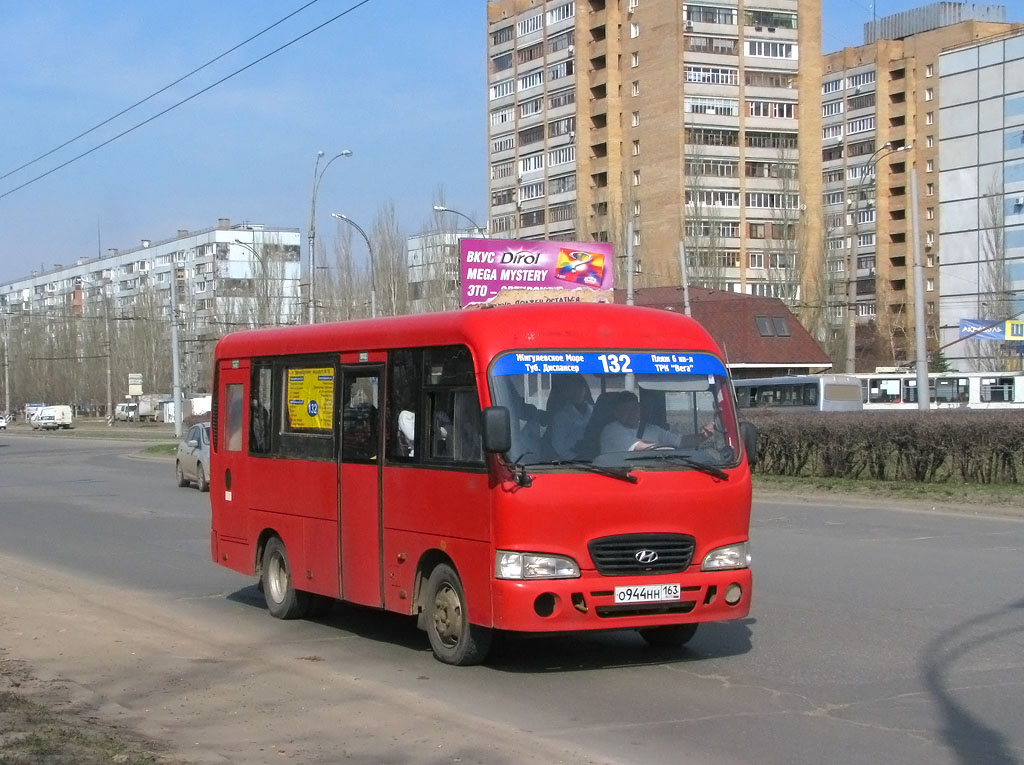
[114,402,138,422]
[31,405,74,430]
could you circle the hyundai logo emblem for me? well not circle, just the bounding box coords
[635,549,659,564]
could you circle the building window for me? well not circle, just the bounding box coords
[749,252,765,269]
[547,2,575,25]
[631,110,640,127]
[926,278,934,292]
[518,70,544,91]
[925,63,934,77]
[632,228,641,246]
[489,79,513,100]
[549,145,576,165]
[519,97,543,118]
[822,124,843,140]
[822,78,842,94]
[686,96,740,116]
[926,159,934,172]
[632,80,640,96]
[926,183,935,196]
[549,88,576,109]
[630,22,640,38]
[748,100,795,119]
[632,170,641,186]
[847,116,875,134]
[926,135,934,148]
[926,207,935,220]
[631,52,640,67]
[632,139,640,156]
[520,153,544,174]
[491,25,513,46]
[926,111,934,125]
[517,14,543,36]
[847,71,876,88]
[519,181,545,201]
[633,201,641,216]
[925,87,934,101]
[746,40,797,59]
[686,65,738,85]
[822,100,844,117]
[490,106,514,127]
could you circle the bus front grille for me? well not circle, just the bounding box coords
[588,533,696,576]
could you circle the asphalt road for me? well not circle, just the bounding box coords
[1,433,1022,764]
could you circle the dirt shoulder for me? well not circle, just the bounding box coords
[0,554,609,765]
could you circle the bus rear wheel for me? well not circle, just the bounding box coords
[262,536,310,619]
[424,563,491,666]
[638,623,699,649]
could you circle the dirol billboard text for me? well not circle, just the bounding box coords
[459,238,614,307]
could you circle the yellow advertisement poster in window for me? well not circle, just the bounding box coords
[286,367,335,430]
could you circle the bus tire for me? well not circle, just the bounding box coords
[424,563,491,666]
[175,461,189,488]
[261,536,309,619]
[638,623,698,649]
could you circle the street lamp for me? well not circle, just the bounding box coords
[845,142,909,373]
[432,205,486,237]
[308,149,353,324]
[331,212,377,318]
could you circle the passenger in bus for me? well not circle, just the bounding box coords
[547,374,593,459]
[397,408,415,456]
[600,391,714,453]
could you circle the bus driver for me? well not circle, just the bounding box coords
[600,391,715,453]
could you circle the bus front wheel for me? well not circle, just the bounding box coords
[638,623,699,649]
[262,536,309,619]
[424,564,492,666]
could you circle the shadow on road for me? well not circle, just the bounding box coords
[227,584,753,671]
[921,597,1024,765]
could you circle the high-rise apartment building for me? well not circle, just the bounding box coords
[937,28,1024,370]
[821,3,1016,371]
[486,0,821,306]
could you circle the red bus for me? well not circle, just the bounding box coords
[210,303,757,664]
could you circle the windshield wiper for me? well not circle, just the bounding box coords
[624,452,729,481]
[534,459,638,484]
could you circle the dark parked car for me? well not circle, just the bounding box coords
[175,423,211,492]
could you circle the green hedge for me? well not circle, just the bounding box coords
[742,410,1024,484]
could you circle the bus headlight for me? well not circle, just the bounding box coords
[496,551,580,580]
[702,542,751,571]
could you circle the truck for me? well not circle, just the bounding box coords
[137,393,169,422]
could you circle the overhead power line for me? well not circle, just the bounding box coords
[0,0,376,202]
[0,0,326,185]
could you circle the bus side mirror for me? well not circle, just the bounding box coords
[740,421,759,466]
[482,406,512,454]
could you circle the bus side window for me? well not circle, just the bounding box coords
[250,363,273,455]
[225,383,244,452]
[422,345,483,466]
[387,349,422,461]
[342,375,379,462]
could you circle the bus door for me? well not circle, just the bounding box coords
[213,358,250,548]
[338,364,384,607]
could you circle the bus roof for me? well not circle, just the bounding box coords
[214,302,725,365]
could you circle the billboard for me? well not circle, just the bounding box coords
[958,319,1024,342]
[460,238,614,308]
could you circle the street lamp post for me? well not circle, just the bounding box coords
[432,205,486,237]
[308,149,352,324]
[845,142,908,373]
[331,213,377,318]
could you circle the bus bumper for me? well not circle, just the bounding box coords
[490,568,751,633]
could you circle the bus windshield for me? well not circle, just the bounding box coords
[489,350,741,470]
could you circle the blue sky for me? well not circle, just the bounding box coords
[0,0,1010,283]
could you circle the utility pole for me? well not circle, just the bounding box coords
[103,290,112,426]
[2,314,9,420]
[909,160,930,411]
[170,264,183,438]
